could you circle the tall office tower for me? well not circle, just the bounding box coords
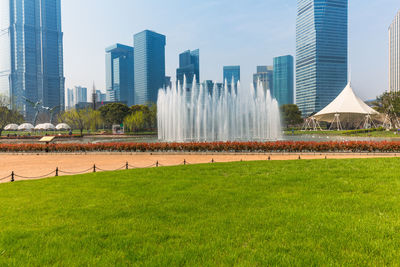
[134,30,166,105]
[105,44,134,106]
[176,49,200,89]
[389,10,400,93]
[296,0,348,116]
[74,86,87,105]
[253,66,274,93]
[66,88,74,110]
[223,66,240,86]
[273,55,294,106]
[0,0,65,119]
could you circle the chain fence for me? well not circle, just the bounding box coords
[0,158,226,183]
[0,154,339,183]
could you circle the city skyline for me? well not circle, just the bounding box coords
[0,0,64,119]
[61,0,399,101]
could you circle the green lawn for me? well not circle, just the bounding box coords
[2,159,400,265]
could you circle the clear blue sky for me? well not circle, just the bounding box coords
[62,0,399,101]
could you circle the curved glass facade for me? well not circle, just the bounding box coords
[296,0,348,116]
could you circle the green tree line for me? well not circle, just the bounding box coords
[59,103,157,135]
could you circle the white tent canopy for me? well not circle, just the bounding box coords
[41,123,55,130]
[4,124,19,131]
[313,83,380,126]
[56,123,71,130]
[18,123,35,131]
[34,124,44,130]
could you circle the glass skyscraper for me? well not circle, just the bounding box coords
[223,66,240,85]
[134,30,166,105]
[389,10,400,93]
[273,55,294,106]
[105,44,134,106]
[0,0,64,119]
[66,88,74,110]
[176,49,200,88]
[253,66,273,93]
[296,0,348,116]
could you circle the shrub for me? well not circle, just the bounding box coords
[2,141,400,153]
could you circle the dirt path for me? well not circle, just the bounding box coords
[0,153,398,183]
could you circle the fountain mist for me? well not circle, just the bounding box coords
[157,77,282,142]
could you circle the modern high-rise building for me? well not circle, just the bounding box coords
[223,66,240,86]
[74,86,87,105]
[177,49,200,88]
[0,0,65,119]
[273,55,294,106]
[296,0,348,116]
[66,88,74,110]
[96,90,107,103]
[105,44,134,106]
[134,30,166,105]
[389,10,400,93]
[253,66,274,93]
[202,80,223,96]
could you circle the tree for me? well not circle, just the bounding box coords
[373,92,400,115]
[280,104,303,128]
[148,103,157,130]
[0,95,24,136]
[129,103,157,131]
[99,103,130,127]
[86,109,103,132]
[124,111,145,132]
[59,109,93,136]
[372,92,400,129]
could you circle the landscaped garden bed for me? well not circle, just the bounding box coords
[2,141,400,153]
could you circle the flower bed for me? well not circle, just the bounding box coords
[1,141,400,153]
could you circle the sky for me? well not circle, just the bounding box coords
[62,0,399,101]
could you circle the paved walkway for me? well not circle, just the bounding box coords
[0,153,398,183]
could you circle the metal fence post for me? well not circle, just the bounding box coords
[11,171,14,182]
[93,164,96,173]
[126,162,129,170]
[156,161,159,167]
[55,167,59,177]
[184,159,186,165]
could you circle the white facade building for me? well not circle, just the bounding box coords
[389,11,400,93]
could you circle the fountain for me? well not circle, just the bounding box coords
[157,77,282,142]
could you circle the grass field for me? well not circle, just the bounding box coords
[1,159,400,265]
